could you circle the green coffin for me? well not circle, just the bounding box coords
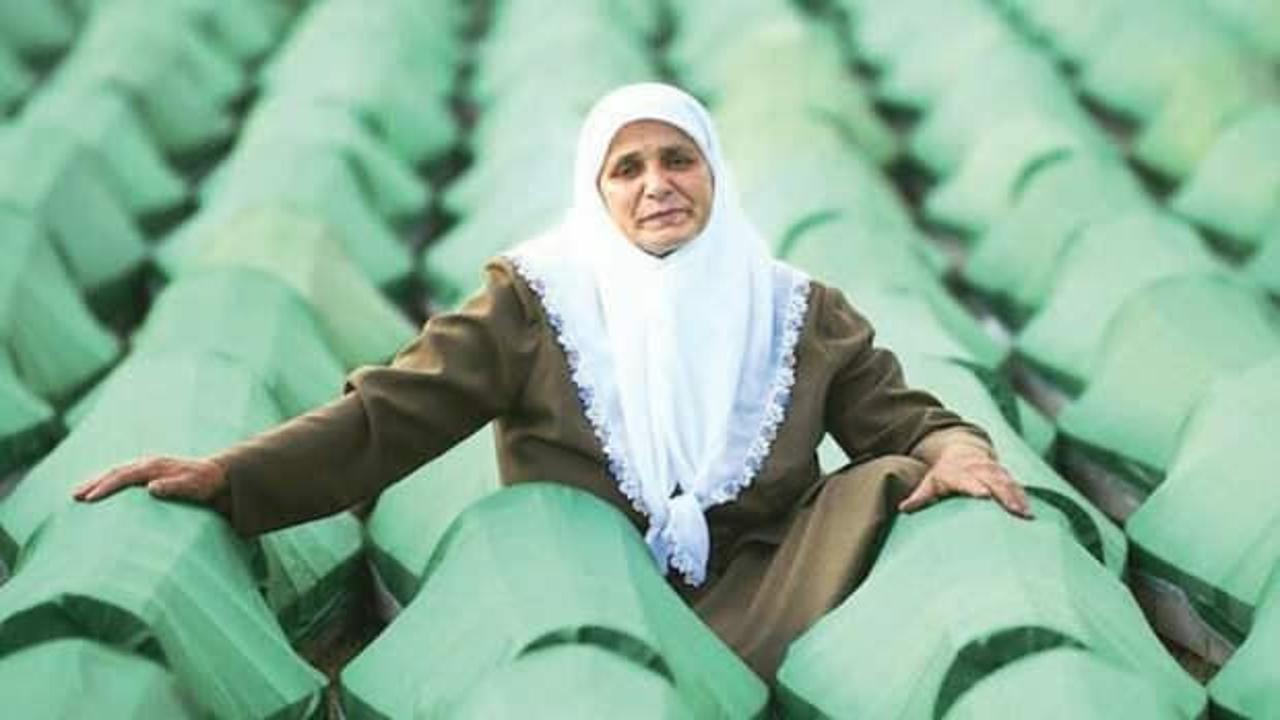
[0,358,58,477]
[1210,565,1280,720]
[0,1,77,56]
[341,484,768,720]
[776,500,1205,719]
[1057,274,1280,482]
[0,42,33,112]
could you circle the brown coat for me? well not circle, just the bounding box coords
[214,257,991,679]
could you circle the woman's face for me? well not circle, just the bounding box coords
[597,120,714,256]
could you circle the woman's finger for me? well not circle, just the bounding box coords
[897,475,939,512]
[77,457,166,502]
[982,472,1033,519]
[147,472,202,500]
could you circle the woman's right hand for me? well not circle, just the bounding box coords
[73,456,228,505]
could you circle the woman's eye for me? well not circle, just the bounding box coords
[614,160,640,178]
[665,153,692,169]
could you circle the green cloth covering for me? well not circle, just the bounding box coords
[1244,220,1280,295]
[442,128,573,217]
[991,0,1121,63]
[20,85,188,218]
[944,647,1184,719]
[670,0,788,73]
[341,484,768,720]
[849,0,948,69]
[0,357,59,477]
[924,114,1100,236]
[1077,1,1258,121]
[51,1,244,154]
[1057,274,1280,480]
[0,351,281,565]
[1015,210,1222,390]
[697,16,897,165]
[0,639,199,719]
[131,268,346,419]
[909,42,1087,176]
[259,511,364,647]
[1126,357,1280,637]
[1015,396,1056,458]
[203,95,429,222]
[422,201,562,308]
[895,352,1126,573]
[0,125,149,313]
[776,500,1205,719]
[782,214,1008,369]
[1209,564,1280,720]
[433,645,696,720]
[1201,0,1280,61]
[0,209,121,405]
[1171,103,1280,253]
[0,1,77,56]
[1131,61,1275,181]
[964,151,1150,316]
[366,425,501,605]
[162,145,414,293]
[260,0,458,165]
[0,43,33,112]
[876,7,1022,111]
[0,493,325,718]
[177,207,416,367]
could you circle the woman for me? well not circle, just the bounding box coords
[75,83,1030,680]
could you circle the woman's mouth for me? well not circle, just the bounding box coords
[639,208,690,225]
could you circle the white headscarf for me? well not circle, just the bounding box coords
[506,83,810,586]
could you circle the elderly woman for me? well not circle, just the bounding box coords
[75,83,1029,680]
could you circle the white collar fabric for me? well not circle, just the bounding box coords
[506,83,810,586]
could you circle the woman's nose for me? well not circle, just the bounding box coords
[642,170,674,198]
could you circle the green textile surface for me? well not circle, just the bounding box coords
[0,360,58,477]
[0,43,33,112]
[259,512,364,647]
[964,151,1150,316]
[1209,564,1280,720]
[943,647,1184,719]
[444,118,574,215]
[164,146,414,292]
[131,268,346,418]
[0,351,281,565]
[1171,103,1280,252]
[0,1,77,56]
[1015,210,1222,389]
[990,0,1120,63]
[0,639,199,719]
[1244,220,1280,294]
[1057,274,1280,477]
[0,125,149,312]
[0,209,121,405]
[908,43,1087,176]
[421,202,562,308]
[366,425,501,605]
[341,484,768,720]
[205,95,429,222]
[923,114,1100,236]
[895,353,1126,573]
[1015,397,1056,458]
[783,214,1008,369]
[1202,0,1280,60]
[0,494,325,718]
[434,645,696,720]
[172,207,417,367]
[775,500,1204,719]
[1126,357,1280,636]
[51,2,244,154]
[260,0,458,165]
[1131,61,1275,181]
[1077,1,1258,121]
[20,85,188,217]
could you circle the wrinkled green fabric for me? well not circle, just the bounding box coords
[776,501,1204,719]
[924,114,1100,235]
[259,511,364,647]
[0,358,58,477]
[131,268,346,419]
[0,1,77,56]
[341,485,768,720]
[1244,220,1280,294]
[422,201,563,308]
[164,146,413,292]
[1209,564,1280,720]
[176,207,416,367]
[944,647,1184,719]
[1015,210,1223,390]
[1127,357,1280,637]
[0,209,121,404]
[432,645,696,720]
[366,425,501,605]
[991,0,1121,63]
[1202,0,1280,61]
[0,495,325,718]
[1171,103,1280,252]
[0,639,199,719]
[964,151,1150,316]
[0,43,33,112]
[1058,275,1280,479]
[20,85,188,218]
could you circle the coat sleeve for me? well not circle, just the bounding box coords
[817,284,993,466]
[211,262,537,536]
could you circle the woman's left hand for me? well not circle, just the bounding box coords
[898,443,1033,519]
